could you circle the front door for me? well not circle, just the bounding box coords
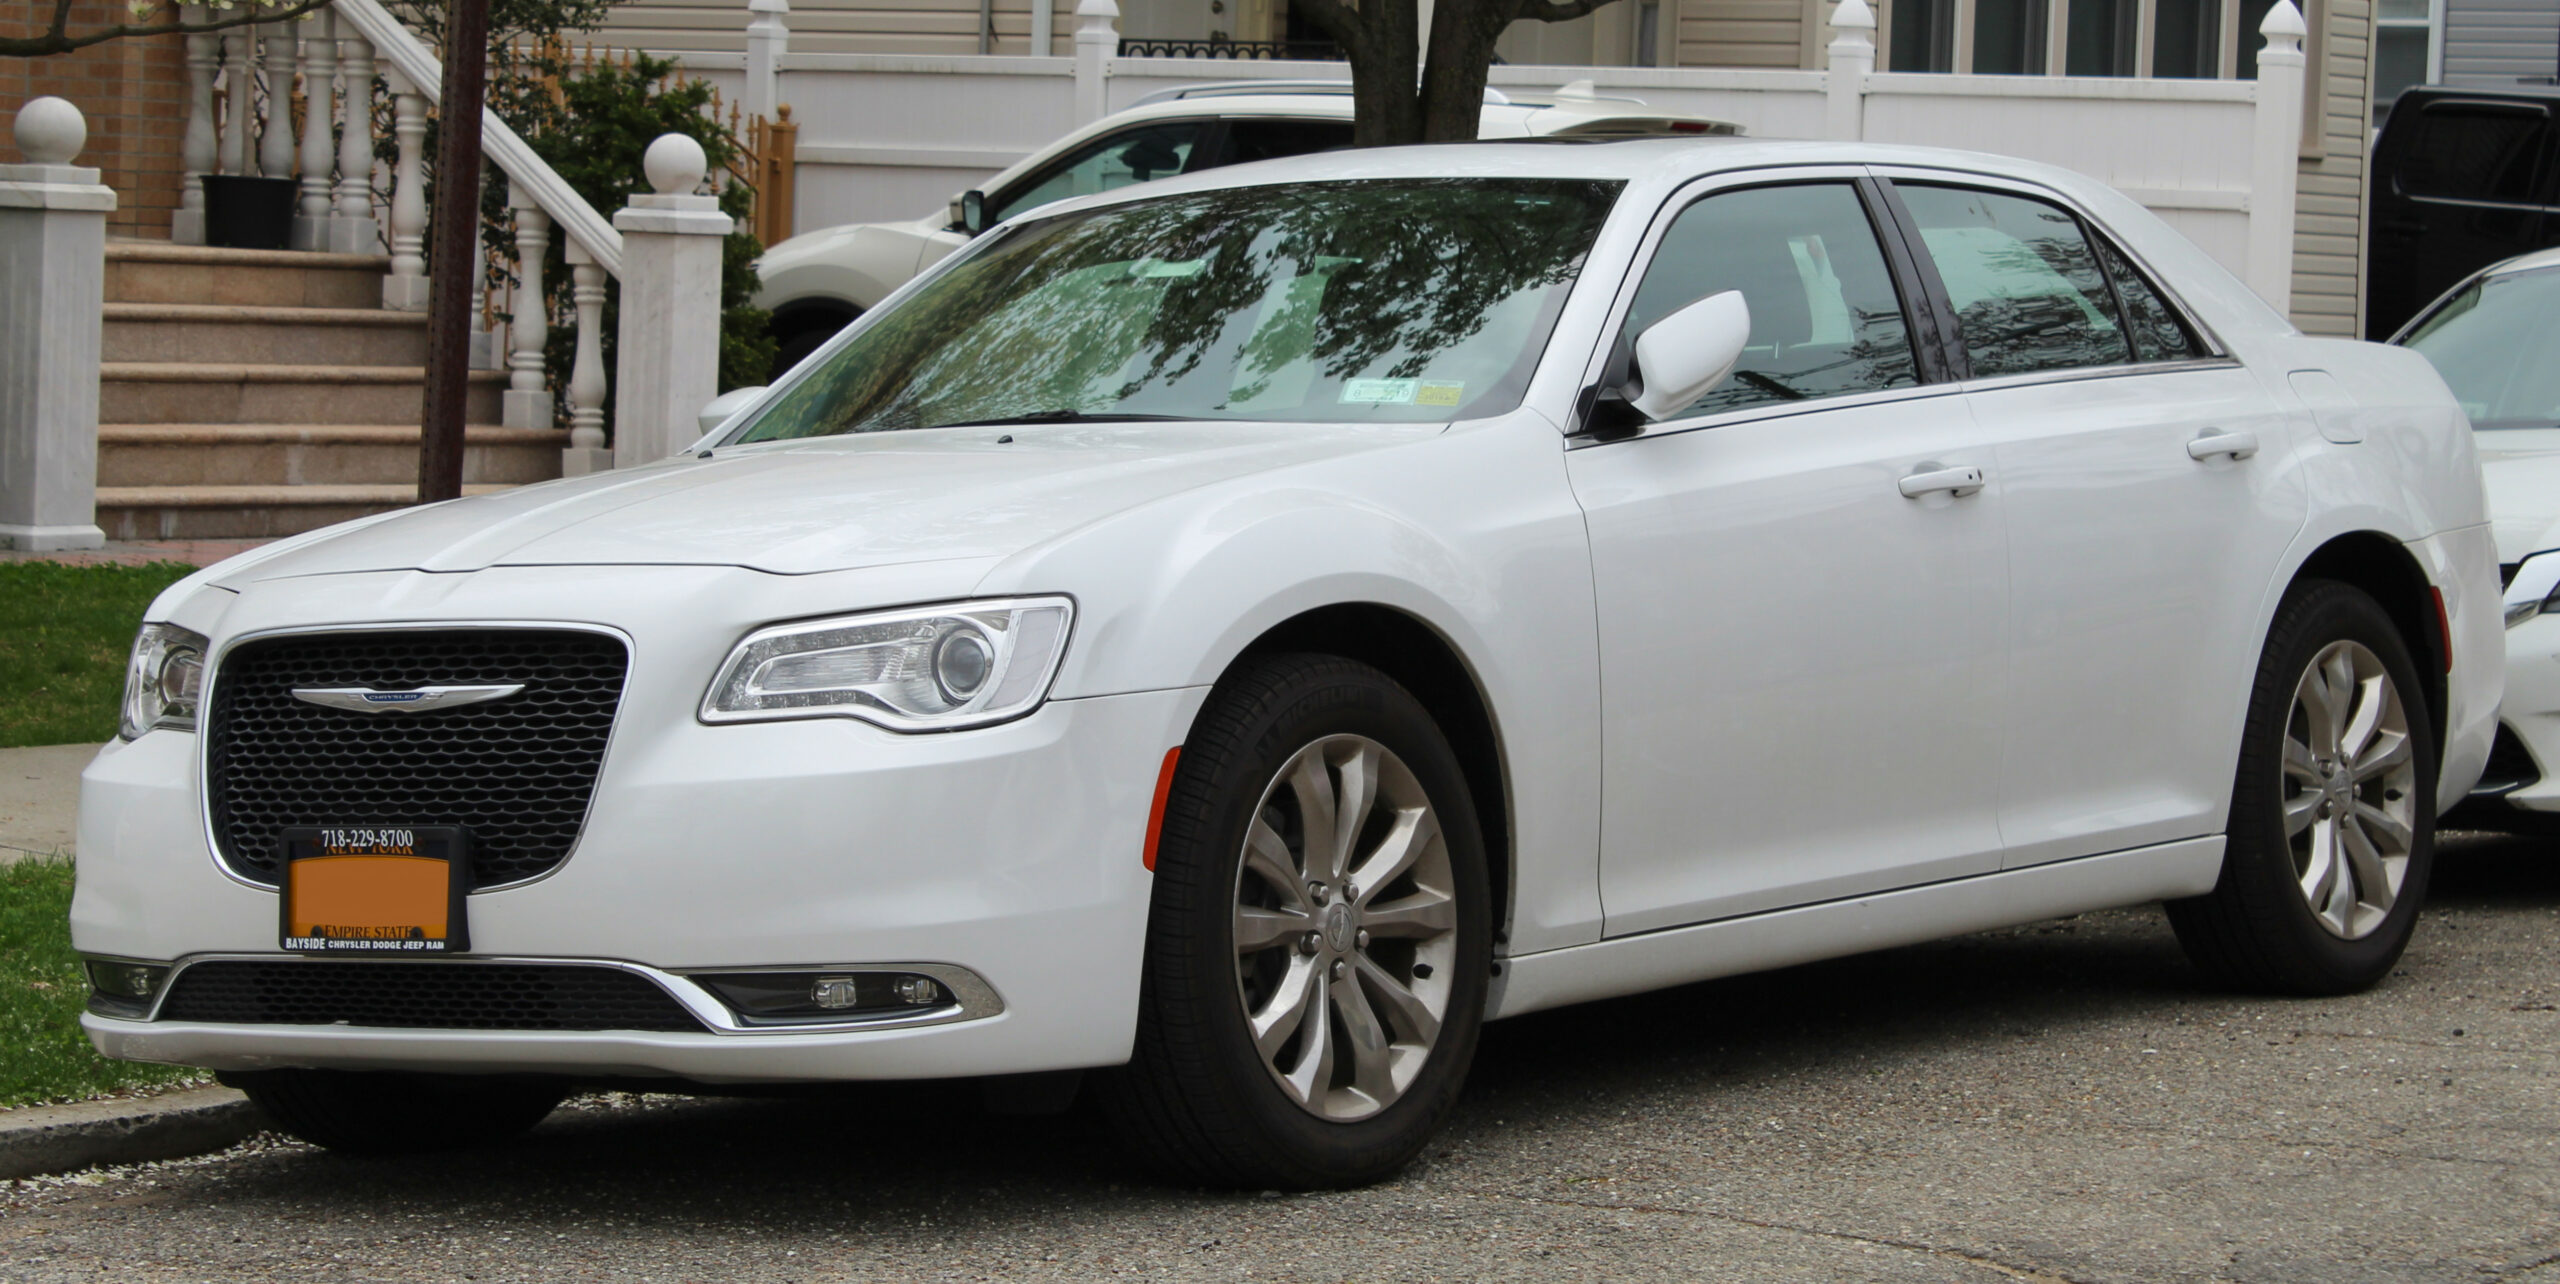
[1569,174,2011,937]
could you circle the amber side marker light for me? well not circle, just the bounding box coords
[1142,747,1183,871]
[2432,586,2453,674]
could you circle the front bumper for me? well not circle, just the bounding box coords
[73,572,1205,1081]
[2470,609,2560,814]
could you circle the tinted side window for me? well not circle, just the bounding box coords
[1898,184,2128,378]
[1217,119,1357,167]
[2093,236,2204,362]
[2396,104,2548,204]
[991,123,1205,223]
[1623,182,1919,416]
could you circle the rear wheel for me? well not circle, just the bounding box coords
[2168,579,2437,994]
[222,1069,568,1156]
[1101,654,1490,1189]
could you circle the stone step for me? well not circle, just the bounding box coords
[99,363,505,427]
[102,303,431,367]
[96,483,517,542]
[98,425,566,488]
[105,242,392,310]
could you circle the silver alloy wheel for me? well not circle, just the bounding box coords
[1231,734,1458,1122]
[2282,639,2419,939]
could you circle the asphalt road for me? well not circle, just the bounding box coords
[8,832,2557,1283]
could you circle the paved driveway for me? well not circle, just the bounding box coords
[8,833,2557,1282]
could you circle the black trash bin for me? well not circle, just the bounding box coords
[202,175,298,251]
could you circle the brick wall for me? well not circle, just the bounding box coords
[3,1,190,240]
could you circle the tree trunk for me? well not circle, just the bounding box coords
[1419,0,1518,142]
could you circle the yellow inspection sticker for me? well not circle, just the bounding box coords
[1416,381,1466,407]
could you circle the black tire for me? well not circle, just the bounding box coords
[1100,654,1492,1189]
[221,1069,568,1156]
[2167,579,2438,995]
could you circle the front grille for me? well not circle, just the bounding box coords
[2474,722,2541,797]
[206,629,627,889]
[158,961,707,1032]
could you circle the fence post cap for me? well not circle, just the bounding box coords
[12,97,85,166]
[2258,0,2306,40]
[1075,0,1120,21]
[748,0,789,14]
[1829,0,1876,33]
[643,133,708,196]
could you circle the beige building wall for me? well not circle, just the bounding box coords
[2290,0,2372,338]
[1676,0,1817,67]
[592,0,1074,57]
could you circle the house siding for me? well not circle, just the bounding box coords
[591,0,1073,58]
[2442,0,2560,84]
[1677,0,1812,67]
[2290,0,2372,336]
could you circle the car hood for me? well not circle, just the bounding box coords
[210,421,1436,586]
[2476,428,2560,563]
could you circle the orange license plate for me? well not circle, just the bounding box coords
[279,827,470,954]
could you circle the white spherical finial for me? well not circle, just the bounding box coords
[13,96,87,166]
[642,133,707,197]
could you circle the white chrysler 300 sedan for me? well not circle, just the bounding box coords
[78,139,2499,1188]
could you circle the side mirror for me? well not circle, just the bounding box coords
[1628,290,1751,422]
[698,385,769,438]
[959,189,988,236]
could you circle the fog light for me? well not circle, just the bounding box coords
[83,958,169,1019]
[893,975,944,1006]
[810,976,862,1009]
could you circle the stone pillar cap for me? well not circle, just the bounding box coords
[13,97,84,165]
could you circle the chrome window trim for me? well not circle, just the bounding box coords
[1566,164,1942,450]
[1860,163,2234,362]
[113,953,1004,1035]
[194,619,638,896]
[1956,355,2246,397]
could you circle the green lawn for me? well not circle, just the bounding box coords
[0,561,196,749]
[0,857,202,1108]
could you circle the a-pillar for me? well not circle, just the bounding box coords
[610,134,732,469]
[0,99,113,552]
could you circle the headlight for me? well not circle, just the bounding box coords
[2505,552,2560,629]
[701,597,1073,731]
[119,622,208,740]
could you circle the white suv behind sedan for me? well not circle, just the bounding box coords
[81,139,2497,1190]
[751,81,1736,372]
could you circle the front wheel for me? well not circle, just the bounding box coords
[2168,579,2438,994]
[1101,654,1491,1189]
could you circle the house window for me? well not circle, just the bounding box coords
[2372,0,2439,121]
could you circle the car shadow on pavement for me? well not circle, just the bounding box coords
[187,833,2560,1230]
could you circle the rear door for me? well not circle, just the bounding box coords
[1877,174,2309,868]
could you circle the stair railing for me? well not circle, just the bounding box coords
[170,0,625,473]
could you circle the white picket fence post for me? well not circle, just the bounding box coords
[2245,1,2307,318]
[1073,0,1120,126]
[745,0,790,123]
[1824,0,1874,142]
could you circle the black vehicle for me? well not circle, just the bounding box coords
[2366,83,2560,340]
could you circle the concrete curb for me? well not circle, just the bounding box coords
[0,1086,268,1180]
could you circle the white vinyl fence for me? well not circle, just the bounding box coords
[672,0,2309,312]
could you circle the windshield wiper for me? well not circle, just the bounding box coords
[926,409,1192,429]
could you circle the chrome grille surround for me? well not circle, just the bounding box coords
[201,623,632,891]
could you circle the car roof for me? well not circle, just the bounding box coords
[2396,80,2560,104]
[2484,245,2560,277]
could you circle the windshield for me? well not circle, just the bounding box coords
[2401,266,2560,430]
[732,177,1623,440]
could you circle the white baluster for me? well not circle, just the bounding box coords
[504,187,553,430]
[561,239,613,476]
[174,6,218,243]
[259,28,297,179]
[469,161,497,369]
[292,12,335,249]
[382,67,429,309]
[219,28,253,175]
[331,21,379,253]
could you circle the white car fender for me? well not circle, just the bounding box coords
[974,410,1610,953]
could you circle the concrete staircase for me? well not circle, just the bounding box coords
[96,243,564,540]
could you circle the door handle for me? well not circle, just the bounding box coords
[2187,430,2259,461]
[1898,465,1987,499]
